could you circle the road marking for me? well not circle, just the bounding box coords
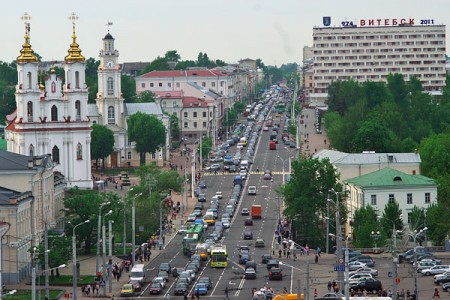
[210,267,226,296]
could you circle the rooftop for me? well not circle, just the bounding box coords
[124,102,163,116]
[345,168,436,188]
[314,150,421,166]
[137,69,228,79]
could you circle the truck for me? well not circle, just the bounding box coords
[251,204,262,219]
[269,141,276,150]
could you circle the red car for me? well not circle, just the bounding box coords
[149,282,163,294]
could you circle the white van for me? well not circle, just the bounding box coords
[240,160,249,170]
[130,264,146,286]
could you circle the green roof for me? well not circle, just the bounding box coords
[345,168,436,188]
[0,139,6,151]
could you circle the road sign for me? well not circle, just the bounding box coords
[334,265,345,272]
[339,258,344,264]
[388,271,393,278]
[396,277,400,284]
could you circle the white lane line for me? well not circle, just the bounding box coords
[210,267,227,296]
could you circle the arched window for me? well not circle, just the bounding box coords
[75,71,80,88]
[51,82,56,93]
[27,101,33,122]
[75,100,81,120]
[29,144,34,157]
[52,146,60,164]
[76,143,82,160]
[51,105,58,121]
[108,106,115,124]
[27,72,32,89]
[107,77,114,95]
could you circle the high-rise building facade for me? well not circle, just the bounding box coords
[312,24,446,93]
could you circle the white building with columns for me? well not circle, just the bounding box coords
[5,17,92,188]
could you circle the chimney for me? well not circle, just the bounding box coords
[27,160,33,169]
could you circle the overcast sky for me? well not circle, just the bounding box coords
[3,0,448,66]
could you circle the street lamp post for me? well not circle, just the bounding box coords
[276,155,286,185]
[101,209,112,294]
[108,219,114,293]
[410,227,428,300]
[123,196,126,255]
[31,248,50,300]
[131,193,142,267]
[159,198,168,249]
[370,231,381,249]
[96,201,110,274]
[71,220,90,300]
[329,233,350,300]
[329,189,343,292]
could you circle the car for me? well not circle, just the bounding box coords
[178,272,192,285]
[350,278,382,294]
[261,254,273,264]
[199,181,207,189]
[206,164,221,172]
[263,170,273,180]
[198,193,206,202]
[267,259,280,270]
[245,260,257,270]
[172,267,185,277]
[248,186,257,195]
[192,209,203,217]
[156,271,169,282]
[255,238,265,247]
[151,277,166,289]
[239,254,251,265]
[194,187,201,197]
[349,267,378,277]
[239,246,250,257]
[263,126,269,131]
[194,203,204,211]
[128,280,142,293]
[348,261,367,271]
[178,225,188,235]
[241,208,250,215]
[245,267,257,279]
[159,262,172,273]
[243,231,253,240]
[239,170,247,180]
[222,218,231,228]
[416,260,439,272]
[120,284,134,297]
[209,156,223,163]
[194,283,208,295]
[443,282,450,292]
[422,265,450,276]
[149,282,164,294]
[198,277,213,290]
[349,273,373,284]
[187,213,197,222]
[216,191,223,199]
[434,271,450,285]
[354,255,375,267]
[229,165,237,172]
[174,282,189,295]
[244,218,253,226]
[320,292,345,299]
[269,267,283,280]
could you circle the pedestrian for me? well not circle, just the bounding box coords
[278,249,282,258]
[432,288,440,298]
[315,253,319,264]
[363,289,367,296]
[305,244,310,255]
[283,287,288,294]
[287,249,291,259]
[327,281,332,292]
[314,288,317,298]
[293,251,297,261]
[317,247,321,257]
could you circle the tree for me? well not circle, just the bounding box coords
[426,203,450,246]
[353,115,393,152]
[201,136,212,159]
[85,58,100,102]
[379,200,403,240]
[121,75,136,102]
[233,102,244,114]
[352,206,380,248]
[223,108,237,127]
[169,113,180,141]
[127,112,166,165]
[409,206,426,232]
[141,56,170,74]
[135,91,156,103]
[90,124,115,171]
[164,50,181,62]
[32,230,71,277]
[280,157,343,248]
[64,188,121,254]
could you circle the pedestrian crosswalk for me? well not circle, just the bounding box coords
[202,171,288,177]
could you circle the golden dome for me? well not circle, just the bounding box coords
[64,30,85,63]
[17,32,38,63]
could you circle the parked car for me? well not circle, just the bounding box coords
[199,181,207,189]
[349,267,378,277]
[209,156,223,163]
[198,193,206,202]
[206,164,221,172]
[353,255,375,267]
[269,267,283,280]
[349,278,382,294]
[422,265,450,276]
[348,261,367,271]
[434,271,450,285]
[245,267,257,279]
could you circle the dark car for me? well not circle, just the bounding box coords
[261,254,273,264]
[269,267,283,280]
[244,218,253,226]
[245,267,257,279]
[350,278,382,294]
[354,255,375,268]
[198,277,213,290]
[149,282,163,294]
[194,203,204,210]
[159,262,172,273]
[129,280,142,292]
[199,181,207,189]
[434,272,450,285]
[243,231,253,240]
[194,187,201,197]
[174,282,189,295]
[172,267,184,278]
[157,270,169,282]
[198,193,206,202]
[186,263,199,274]
[245,260,257,271]
[239,254,251,265]
[267,259,280,270]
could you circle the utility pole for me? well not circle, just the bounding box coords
[108,220,113,293]
[306,260,310,300]
[297,279,301,300]
[123,196,126,255]
[102,221,107,296]
[44,224,49,300]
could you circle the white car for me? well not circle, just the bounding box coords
[349,267,378,277]
[215,191,223,199]
[422,265,450,276]
[237,143,244,150]
[349,273,373,284]
[248,186,257,195]
[348,261,367,271]
[240,170,247,180]
[222,218,231,229]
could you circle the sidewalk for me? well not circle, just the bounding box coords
[299,107,329,157]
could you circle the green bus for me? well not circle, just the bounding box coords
[186,224,203,236]
[210,245,227,268]
[182,233,199,256]
[277,102,285,113]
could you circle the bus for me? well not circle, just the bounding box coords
[182,233,199,256]
[186,224,203,236]
[210,245,227,268]
[277,102,285,113]
[195,243,209,261]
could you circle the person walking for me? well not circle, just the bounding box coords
[315,253,319,264]
[327,281,332,292]
[432,287,440,298]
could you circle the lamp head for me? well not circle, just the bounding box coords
[84,219,91,224]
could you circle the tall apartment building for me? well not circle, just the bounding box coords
[312,24,446,94]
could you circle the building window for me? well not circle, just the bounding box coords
[203,111,206,118]
[75,100,81,121]
[158,83,162,87]
[220,81,224,87]
[202,82,206,87]
[141,83,145,88]
[193,122,197,128]
[168,82,171,87]
[176,82,180,88]
[425,192,431,203]
[108,106,115,124]
[203,122,207,128]
[150,83,154,87]
[184,122,188,128]
[407,193,413,204]
[193,112,197,118]
[371,195,377,206]
[127,152,131,160]
[407,213,412,224]
[151,153,156,159]
[107,77,114,95]
[76,143,82,160]
[75,71,80,88]
[388,194,395,203]
[212,82,215,87]
[29,144,34,157]
[51,82,56,93]
[52,146,60,164]
[27,101,33,122]
[51,105,58,121]
[128,139,132,146]
[27,72,32,89]
[183,112,188,118]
